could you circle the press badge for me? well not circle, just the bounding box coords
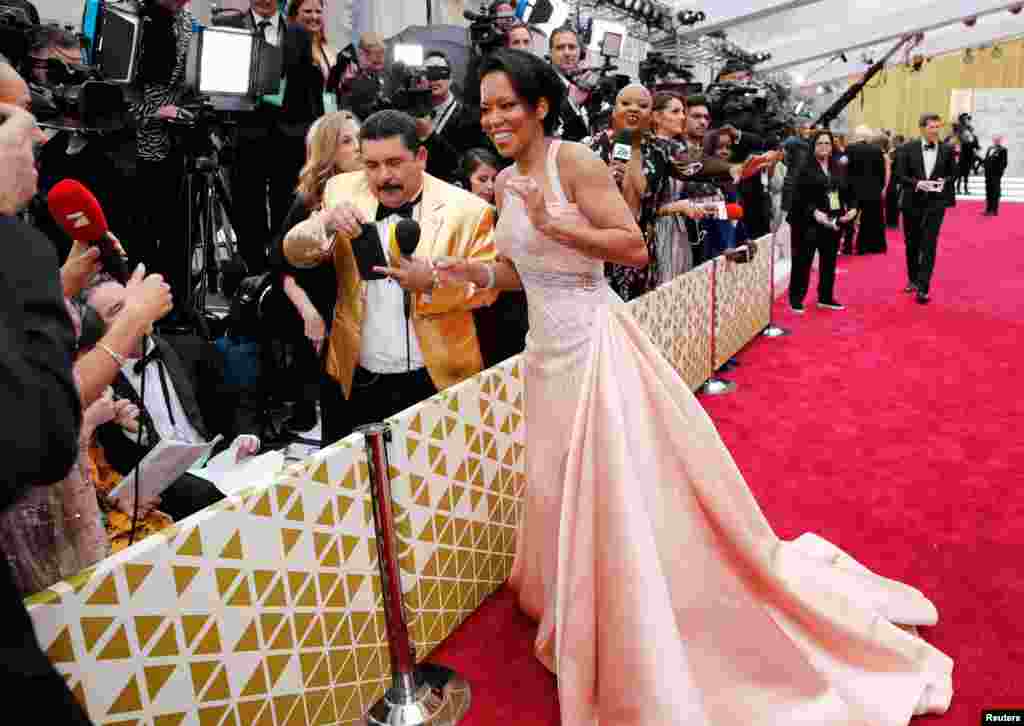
[828,191,840,210]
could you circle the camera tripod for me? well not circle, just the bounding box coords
[171,110,240,317]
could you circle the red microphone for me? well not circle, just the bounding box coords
[725,202,744,220]
[47,179,131,283]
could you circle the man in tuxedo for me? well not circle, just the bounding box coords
[283,110,499,443]
[85,279,263,520]
[983,134,1008,216]
[549,28,589,142]
[893,113,956,304]
[212,0,289,276]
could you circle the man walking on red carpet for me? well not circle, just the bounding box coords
[893,113,956,304]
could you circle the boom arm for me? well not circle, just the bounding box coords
[814,34,921,129]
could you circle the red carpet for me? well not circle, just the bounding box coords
[428,200,1024,724]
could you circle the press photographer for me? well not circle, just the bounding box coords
[212,0,333,280]
[422,49,490,181]
[549,26,589,141]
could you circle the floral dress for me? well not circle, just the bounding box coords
[589,133,686,300]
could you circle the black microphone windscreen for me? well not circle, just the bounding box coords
[396,218,421,256]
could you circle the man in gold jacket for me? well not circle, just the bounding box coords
[284,110,498,443]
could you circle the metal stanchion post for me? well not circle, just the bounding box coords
[763,229,790,338]
[358,423,471,726]
[700,258,736,396]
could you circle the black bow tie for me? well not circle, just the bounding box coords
[924,142,936,151]
[376,195,421,221]
[133,344,164,375]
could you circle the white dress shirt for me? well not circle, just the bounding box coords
[359,205,427,374]
[922,138,938,178]
[122,339,204,445]
[253,11,284,47]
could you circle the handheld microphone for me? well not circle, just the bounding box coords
[611,129,633,163]
[395,218,421,257]
[47,179,131,283]
[393,219,422,320]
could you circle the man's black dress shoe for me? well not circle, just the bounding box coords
[916,292,930,304]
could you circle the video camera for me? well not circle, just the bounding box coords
[463,3,516,55]
[348,43,434,120]
[705,77,793,144]
[639,51,693,88]
[572,32,630,133]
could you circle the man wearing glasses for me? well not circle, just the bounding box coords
[422,50,490,183]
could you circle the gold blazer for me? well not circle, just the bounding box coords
[284,171,499,399]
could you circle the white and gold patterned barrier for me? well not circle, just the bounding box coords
[713,234,773,369]
[25,248,773,725]
[26,358,524,726]
[627,259,714,391]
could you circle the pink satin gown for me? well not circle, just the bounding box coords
[501,140,953,725]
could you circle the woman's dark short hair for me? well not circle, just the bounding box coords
[478,49,565,136]
[460,147,500,182]
[810,129,835,148]
[359,110,421,153]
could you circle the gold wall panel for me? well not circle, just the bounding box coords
[713,235,773,369]
[846,38,1024,137]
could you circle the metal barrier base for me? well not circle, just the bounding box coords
[365,663,471,726]
[762,324,790,338]
[700,377,737,396]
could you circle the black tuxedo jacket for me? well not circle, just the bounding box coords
[984,146,1008,177]
[97,335,212,476]
[894,139,956,210]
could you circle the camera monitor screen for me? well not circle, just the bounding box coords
[602,32,623,59]
[198,27,254,96]
[97,4,142,83]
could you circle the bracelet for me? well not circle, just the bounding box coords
[98,343,127,367]
[482,263,496,290]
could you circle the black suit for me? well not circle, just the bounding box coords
[893,139,955,295]
[97,335,239,521]
[983,145,1008,215]
[0,216,92,724]
[787,159,852,307]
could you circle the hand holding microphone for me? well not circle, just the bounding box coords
[47,179,132,284]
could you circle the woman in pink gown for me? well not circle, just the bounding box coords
[439,49,953,725]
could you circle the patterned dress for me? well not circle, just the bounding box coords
[589,132,686,300]
[133,8,194,163]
